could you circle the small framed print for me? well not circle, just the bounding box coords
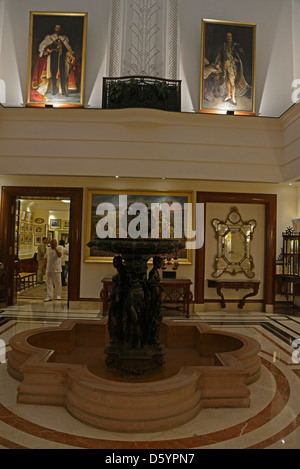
[63,220,69,229]
[20,234,25,244]
[35,235,42,245]
[26,11,88,107]
[34,225,44,234]
[20,222,25,232]
[200,19,256,115]
[50,219,61,229]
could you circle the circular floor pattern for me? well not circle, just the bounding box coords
[0,356,299,449]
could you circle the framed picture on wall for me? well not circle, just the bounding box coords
[26,11,88,108]
[200,19,256,115]
[34,235,42,245]
[84,189,193,264]
[60,232,69,242]
[50,219,61,229]
[34,225,44,234]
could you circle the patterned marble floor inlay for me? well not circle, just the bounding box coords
[0,304,300,449]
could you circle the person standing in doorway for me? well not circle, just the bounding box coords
[59,239,67,287]
[36,237,48,284]
[64,238,69,284]
[43,239,63,302]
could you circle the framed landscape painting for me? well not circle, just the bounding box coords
[26,11,87,107]
[200,19,256,115]
[84,190,193,264]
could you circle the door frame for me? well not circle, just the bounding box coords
[194,192,277,309]
[0,186,83,305]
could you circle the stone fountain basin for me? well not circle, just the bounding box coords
[7,319,261,433]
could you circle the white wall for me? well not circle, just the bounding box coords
[0,0,297,116]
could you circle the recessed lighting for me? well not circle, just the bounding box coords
[289,183,293,186]
[115,176,119,179]
[61,199,71,203]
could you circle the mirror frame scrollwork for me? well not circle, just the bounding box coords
[211,206,256,278]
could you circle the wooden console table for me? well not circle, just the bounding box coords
[100,278,193,318]
[207,279,260,309]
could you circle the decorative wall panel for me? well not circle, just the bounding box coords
[107,0,179,79]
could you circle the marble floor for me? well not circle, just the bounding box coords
[1,298,300,450]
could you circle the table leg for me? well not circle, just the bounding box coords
[238,285,259,309]
[216,286,226,308]
[100,287,108,317]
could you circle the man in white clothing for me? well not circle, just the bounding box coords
[36,237,48,284]
[43,239,63,302]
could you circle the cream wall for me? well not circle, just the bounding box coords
[0,106,284,184]
[0,175,297,302]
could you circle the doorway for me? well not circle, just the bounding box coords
[0,187,83,307]
[16,198,70,304]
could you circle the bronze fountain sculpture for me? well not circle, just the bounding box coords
[87,238,184,374]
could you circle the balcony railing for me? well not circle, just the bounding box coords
[102,76,181,112]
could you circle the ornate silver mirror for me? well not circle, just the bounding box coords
[211,207,256,278]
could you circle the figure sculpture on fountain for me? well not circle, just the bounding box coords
[146,256,164,345]
[105,253,166,373]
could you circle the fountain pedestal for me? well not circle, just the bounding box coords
[87,238,184,374]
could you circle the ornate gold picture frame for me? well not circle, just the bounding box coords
[200,19,256,115]
[84,189,193,264]
[26,11,87,107]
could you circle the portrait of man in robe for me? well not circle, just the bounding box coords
[26,12,87,107]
